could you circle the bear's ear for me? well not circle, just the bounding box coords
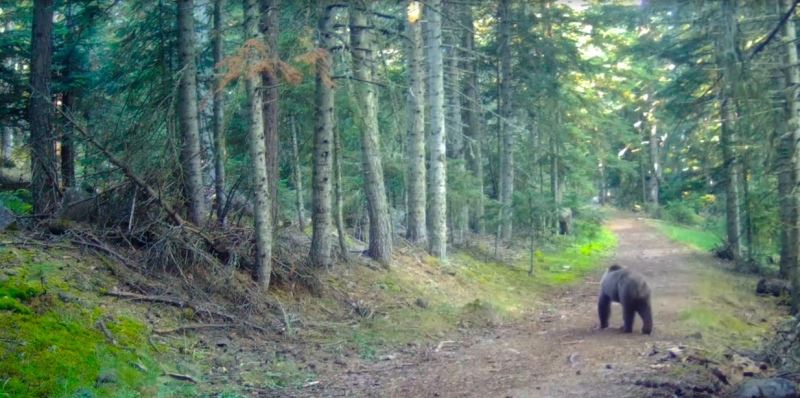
[608,264,622,272]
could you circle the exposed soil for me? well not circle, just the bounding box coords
[296,216,774,397]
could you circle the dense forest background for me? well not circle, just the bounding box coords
[4,0,800,395]
[4,0,796,290]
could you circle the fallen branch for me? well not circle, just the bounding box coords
[104,289,268,333]
[58,108,216,247]
[434,340,457,352]
[164,372,197,383]
[95,319,117,345]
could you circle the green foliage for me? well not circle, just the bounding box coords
[573,206,608,239]
[0,189,32,215]
[650,220,722,252]
[662,201,704,226]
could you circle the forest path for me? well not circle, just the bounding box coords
[310,216,729,397]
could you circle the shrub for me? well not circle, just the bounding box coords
[663,201,703,226]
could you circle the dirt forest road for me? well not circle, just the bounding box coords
[310,216,736,397]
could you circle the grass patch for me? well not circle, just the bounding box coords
[676,265,781,356]
[263,359,315,390]
[649,220,722,252]
[322,226,617,360]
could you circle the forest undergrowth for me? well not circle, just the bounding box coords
[0,213,616,397]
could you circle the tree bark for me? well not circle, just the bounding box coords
[717,0,743,268]
[333,124,349,262]
[445,0,467,245]
[781,0,800,312]
[60,1,76,189]
[212,0,228,225]
[648,121,659,205]
[462,4,484,234]
[260,0,280,223]
[244,0,273,288]
[310,2,335,268]
[498,0,514,241]
[405,0,427,245]
[178,0,208,225]
[29,0,59,215]
[1,127,12,166]
[350,2,393,264]
[777,62,796,279]
[291,116,305,231]
[425,0,447,259]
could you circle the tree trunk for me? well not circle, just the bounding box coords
[425,0,447,259]
[778,67,796,278]
[781,0,800,312]
[59,0,79,189]
[333,123,349,262]
[1,127,12,166]
[350,3,393,264]
[405,0,427,245]
[310,2,335,268]
[244,0,273,288]
[445,0,467,246]
[260,0,280,223]
[717,0,743,268]
[178,0,208,225]
[29,0,59,215]
[648,121,659,205]
[212,0,228,225]
[550,131,561,233]
[743,154,753,260]
[462,4,484,234]
[291,116,305,231]
[498,0,514,241]
[61,92,76,188]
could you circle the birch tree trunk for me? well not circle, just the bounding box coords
[498,0,514,241]
[212,0,228,225]
[29,0,59,215]
[350,3,393,264]
[405,0,427,245]
[425,0,447,259]
[781,0,800,312]
[260,0,280,222]
[462,4,485,234]
[244,0,273,288]
[717,0,743,268]
[310,1,335,268]
[178,0,208,225]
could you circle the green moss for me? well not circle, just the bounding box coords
[0,303,161,398]
[0,296,31,314]
[0,277,45,301]
[0,247,165,397]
